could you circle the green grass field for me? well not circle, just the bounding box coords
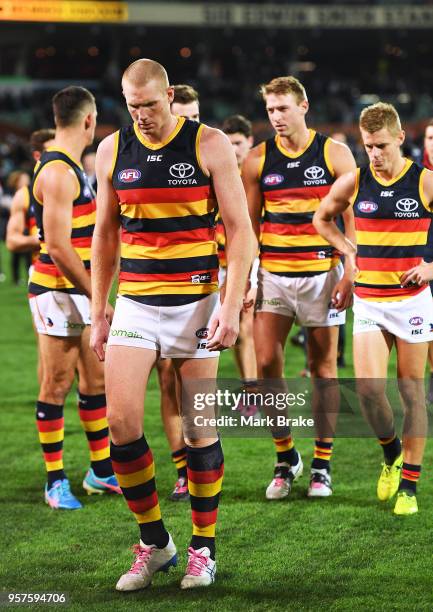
[1,250,432,611]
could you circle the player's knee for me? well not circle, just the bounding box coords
[40,369,74,403]
[256,352,282,377]
[107,407,142,443]
[308,359,336,378]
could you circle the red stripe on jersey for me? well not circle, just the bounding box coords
[357,257,422,271]
[119,269,219,283]
[355,218,431,233]
[72,201,96,218]
[111,450,153,475]
[121,227,215,247]
[78,407,107,422]
[187,465,224,484]
[71,236,92,248]
[88,437,109,451]
[116,185,211,204]
[262,221,317,236]
[261,251,333,261]
[354,285,425,299]
[37,417,64,432]
[263,185,331,201]
[127,493,159,513]
[191,509,218,527]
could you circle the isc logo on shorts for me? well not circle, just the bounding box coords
[118,169,142,183]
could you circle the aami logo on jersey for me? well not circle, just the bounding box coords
[304,166,326,185]
[263,173,284,186]
[357,201,378,214]
[409,316,423,326]
[118,169,142,183]
[395,198,419,218]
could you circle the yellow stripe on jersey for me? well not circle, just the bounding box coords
[120,200,212,219]
[419,168,433,212]
[121,241,217,260]
[71,213,95,229]
[30,271,74,290]
[356,270,406,285]
[261,232,330,248]
[119,281,219,296]
[264,198,320,214]
[261,258,340,273]
[40,245,91,260]
[356,231,427,247]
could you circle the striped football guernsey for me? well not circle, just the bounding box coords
[23,185,40,264]
[259,129,338,276]
[111,117,219,306]
[352,159,432,301]
[28,149,96,296]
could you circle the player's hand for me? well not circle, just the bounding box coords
[242,284,256,312]
[331,275,353,312]
[90,317,110,361]
[400,261,433,287]
[206,304,240,351]
[105,302,115,324]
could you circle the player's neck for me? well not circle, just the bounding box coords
[278,126,311,154]
[137,114,179,145]
[51,130,88,165]
[374,156,406,181]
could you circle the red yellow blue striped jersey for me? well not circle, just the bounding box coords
[23,185,40,264]
[259,130,338,277]
[28,149,96,296]
[353,159,432,301]
[111,117,219,306]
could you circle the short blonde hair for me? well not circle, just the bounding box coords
[122,58,169,89]
[260,76,307,104]
[359,102,401,137]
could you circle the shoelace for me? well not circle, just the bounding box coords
[186,547,208,576]
[174,478,188,492]
[55,480,74,500]
[129,545,153,575]
[311,473,329,486]
[273,477,287,488]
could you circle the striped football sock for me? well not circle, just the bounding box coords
[78,392,113,477]
[36,401,66,487]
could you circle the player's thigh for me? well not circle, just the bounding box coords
[254,311,294,362]
[306,326,339,377]
[105,345,157,425]
[38,334,80,388]
[353,331,393,378]
[76,325,105,394]
[395,339,428,379]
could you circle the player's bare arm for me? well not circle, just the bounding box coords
[38,163,92,297]
[401,169,433,286]
[326,139,357,310]
[313,170,358,277]
[199,127,253,350]
[90,133,121,360]
[242,143,264,251]
[6,186,39,253]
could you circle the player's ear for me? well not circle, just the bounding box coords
[167,86,175,105]
[300,99,309,116]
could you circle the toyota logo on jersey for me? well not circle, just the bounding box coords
[169,163,195,179]
[304,166,325,180]
[396,198,418,213]
[118,168,142,183]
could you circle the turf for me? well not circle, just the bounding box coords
[0,248,432,611]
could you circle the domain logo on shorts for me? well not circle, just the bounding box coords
[118,169,141,183]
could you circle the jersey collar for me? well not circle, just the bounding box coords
[134,116,185,151]
[370,158,412,186]
[275,129,315,159]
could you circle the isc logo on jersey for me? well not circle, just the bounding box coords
[304,166,326,185]
[118,169,142,183]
